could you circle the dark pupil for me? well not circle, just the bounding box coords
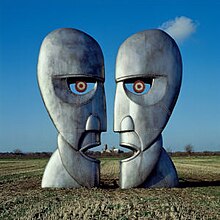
[79,83,84,88]
[137,84,141,89]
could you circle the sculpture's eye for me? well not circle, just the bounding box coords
[133,80,145,93]
[75,81,87,92]
[69,81,95,94]
[125,79,152,94]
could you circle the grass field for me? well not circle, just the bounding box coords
[0,156,219,219]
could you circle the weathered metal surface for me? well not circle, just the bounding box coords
[114,29,182,188]
[38,28,106,188]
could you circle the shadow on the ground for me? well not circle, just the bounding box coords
[99,179,119,189]
[100,178,220,189]
[179,179,220,188]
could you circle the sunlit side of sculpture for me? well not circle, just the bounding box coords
[37,28,107,188]
[114,29,182,189]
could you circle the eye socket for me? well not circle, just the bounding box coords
[69,81,95,94]
[125,79,152,94]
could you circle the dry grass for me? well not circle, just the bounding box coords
[0,156,219,219]
[173,156,220,182]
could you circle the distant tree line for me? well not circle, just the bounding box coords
[166,144,220,157]
[0,151,52,159]
[0,145,219,159]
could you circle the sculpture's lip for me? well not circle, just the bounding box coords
[118,130,142,162]
[120,142,141,162]
[80,141,101,152]
[120,142,139,152]
[119,131,141,150]
[77,131,101,161]
[80,142,101,162]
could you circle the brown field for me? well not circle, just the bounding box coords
[0,156,219,219]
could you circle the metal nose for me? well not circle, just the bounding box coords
[85,115,101,131]
[120,116,134,132]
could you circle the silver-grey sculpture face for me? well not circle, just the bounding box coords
[114,29,182,188]
[38,28,106,188]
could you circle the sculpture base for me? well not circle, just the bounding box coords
[141,147,179,188]
[41,149,81,188]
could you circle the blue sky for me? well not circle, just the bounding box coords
[0,0,219,152]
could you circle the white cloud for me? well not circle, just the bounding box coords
[159,16,197,43]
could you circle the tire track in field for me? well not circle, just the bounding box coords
[0,168,44,177]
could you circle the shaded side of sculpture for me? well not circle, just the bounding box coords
[37,28,107,188]
[114,29,182,189]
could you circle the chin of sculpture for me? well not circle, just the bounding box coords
[114,29,182,188]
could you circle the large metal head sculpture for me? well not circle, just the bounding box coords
[114,29,182,188]
[38,28,106,188]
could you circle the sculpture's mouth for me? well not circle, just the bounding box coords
[119,131,142,162]
[79,132,101,161]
